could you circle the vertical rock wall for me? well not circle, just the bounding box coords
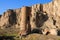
[43,0,60,29]
[0,0,60,36]
[19,7,28,35]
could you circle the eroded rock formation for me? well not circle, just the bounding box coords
[0,0,60,36]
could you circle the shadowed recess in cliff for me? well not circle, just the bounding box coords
[52,17,56,26]
[9,9,17,25]
[31,11,48,34]
[36,5,48,28]
[26,7,31,34]
[0,15,2,18]
[57,29,60,36]
[31,28,42,34]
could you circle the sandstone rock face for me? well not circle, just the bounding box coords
[43,0,60,29]
[19,7,29,35]
[0,0,60,36]
[0,9,17,29]
[42,0,60,35]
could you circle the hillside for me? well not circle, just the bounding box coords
[0,0,60,40]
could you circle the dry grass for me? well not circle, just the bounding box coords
[14,33,60,40]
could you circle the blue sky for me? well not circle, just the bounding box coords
[0,0,52,15]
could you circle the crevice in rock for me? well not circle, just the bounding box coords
[57,30,60,36]
[18,23,20,26]
[52,17,56,25]
[46,32,50,35]
[40,4,43,11]
[26,7,31,35]
[0,15,2,18]
[33,18,35,22]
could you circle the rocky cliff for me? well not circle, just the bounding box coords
[43,0,60,29]
[0,0,60,36]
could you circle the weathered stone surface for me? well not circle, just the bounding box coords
[41,0,60,36]
[0,0,60,36]
[43,0,60,29]
[0,9,17,29]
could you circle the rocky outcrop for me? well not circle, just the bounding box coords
[42,0,60,35]
[0,9,17,29]
[0,0,60,36]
